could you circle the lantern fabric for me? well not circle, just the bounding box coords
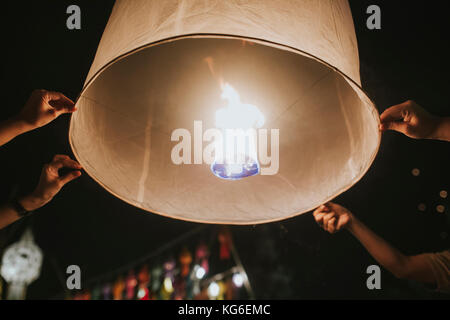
[70,0,380,224]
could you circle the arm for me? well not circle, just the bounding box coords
[0,116,33,147]
[347,216,434,283]
[0,155,82,230]
[380,100,450,142]
[432,117,450,142]
[313,203,436,285]
[0,90,76,147]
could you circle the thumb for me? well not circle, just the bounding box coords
[380,121,408,134]
[336,214,350,231]
[53,104,77,116]
[60,170,82,186]
[49,98,77,115]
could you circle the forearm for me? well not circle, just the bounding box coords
[0,202,21,229]
[347,218,410,278]
[0,116,34,147]
[0,194,43,230]
[431,117,450,142]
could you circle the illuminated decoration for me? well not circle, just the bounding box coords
[90,286,101,300]
[194,265,206,280]
[151,266,163,294]
[0,229,43,300]
[112,276,125,300]
[137,265,150,300]
[207,281,226,300]
[189,264,206,299]
[64,227,253,300]
[102,283,112,300]
[125,270,138,300]
[160,258,176,300]
[207,281,220,299]
[163,277,174,293]
[137,288,146,300]
[218,227,232,260]
[173,272,187,300]
[195,243,209,274]
[232,273,244,288]
[70,0,380,225]
[179,247,193,277]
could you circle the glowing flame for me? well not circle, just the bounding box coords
[211,83,264,180]
[204,57,265,180]
[216,83,265,129]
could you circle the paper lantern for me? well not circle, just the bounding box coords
[0,229,43,300]
[70,0,380,224]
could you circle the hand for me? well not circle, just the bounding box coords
[379,100,440,139]
[18,90,77,130]
[20,155,82,211]
[313,202,354,234]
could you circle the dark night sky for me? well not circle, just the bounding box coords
[0,1,449,299]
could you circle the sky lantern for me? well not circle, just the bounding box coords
[70,0,380,224]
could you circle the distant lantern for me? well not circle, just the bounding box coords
[417,203,427,212]
[70,0,380,224]
[436,205,446,214]
[0,229,43,300]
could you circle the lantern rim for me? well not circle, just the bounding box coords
[69,33,381,225]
